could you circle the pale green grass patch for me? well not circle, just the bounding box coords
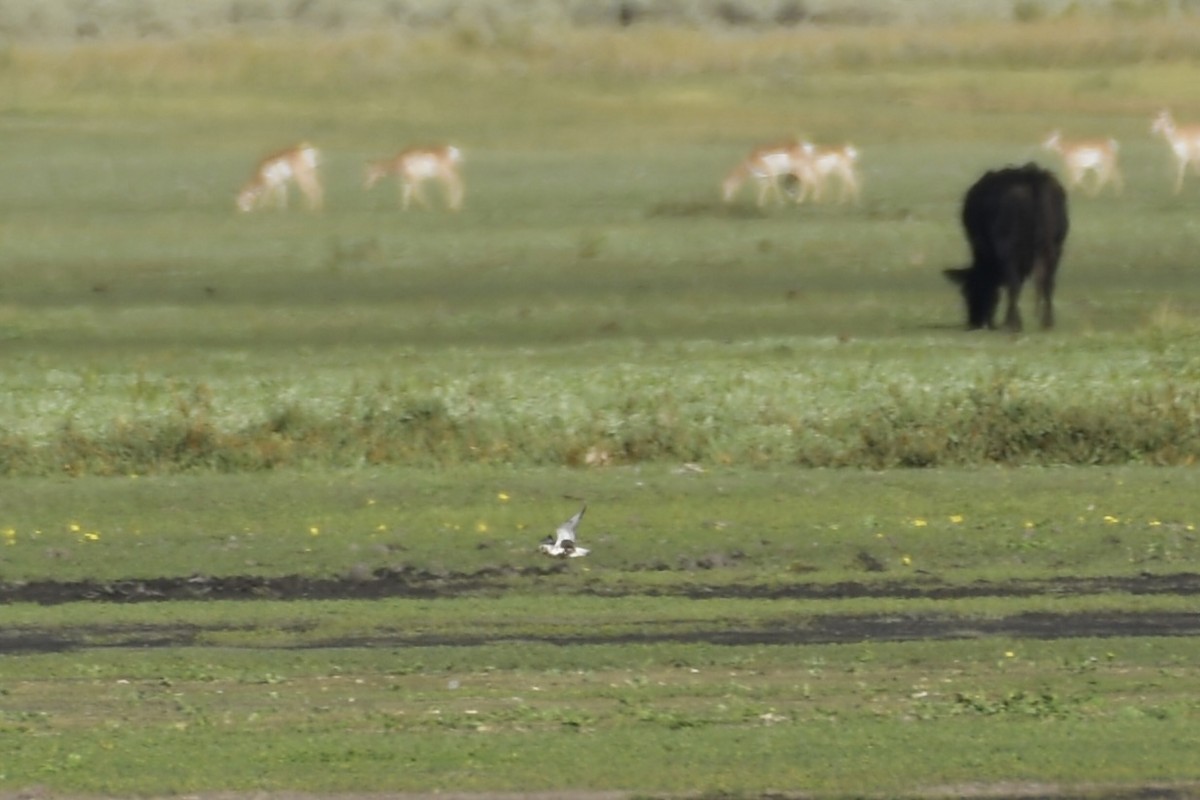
[3,630,1200,793]
[2,466,1198,582]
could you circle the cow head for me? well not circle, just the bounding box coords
[944,266,999,330]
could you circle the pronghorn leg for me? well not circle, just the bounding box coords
[410,180,431,209]
[294,171,323,211]
[791,177,809,204]
[768,176,787,205]
[838,167,860,204]
[755,177,770,207]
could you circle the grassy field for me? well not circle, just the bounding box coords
[2,23,1200,474]
[4,614,1200,796]
[1,465,1200,584]
[2,13,1200,799]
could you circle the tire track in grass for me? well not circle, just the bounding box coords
[4,568,1200,605]
[4,610,1200,655]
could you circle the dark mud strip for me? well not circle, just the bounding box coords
[3,569,1200,605]
[2,787,1194,800]
[2,787,1195,800]
[4,610,1200,655]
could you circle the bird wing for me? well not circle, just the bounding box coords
[555,503,587,545]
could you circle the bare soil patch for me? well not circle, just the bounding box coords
[4,568,1200,606]
[4,785,1200,800]
[3,570,1200,655]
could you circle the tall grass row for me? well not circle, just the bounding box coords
[2,0,1194,45]
[2,356,1198,476]
[5,15,1200,90]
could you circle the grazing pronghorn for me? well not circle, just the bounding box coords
[1151,110,1200,194]
[721,140,818,206]
[802,143,862,204]
[364,145,464,211]
[235,143,323,212]
[1040,130,1123,196]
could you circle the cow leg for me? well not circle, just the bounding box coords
[1001,274,1023,331]
[1034,256,1057,329]
[979,280,1002,330]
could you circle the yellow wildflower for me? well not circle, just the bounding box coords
[949,514,964,524]
[309,526,320,537]
[476,521,489,534]
[900,555,912,566]
[912,518,928,528]
[497,492,510,502]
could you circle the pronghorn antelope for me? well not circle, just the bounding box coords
[802,143,862,204]
[1040,130,1123,196]
[1151,109,1200,194]
[235,143,323,212]
[364,145,464,211]
[721,140,818,206]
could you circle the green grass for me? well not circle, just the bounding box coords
[1,107,1200,473]
[2,465,1199,583]
[3,17,1200,798]
[2,26,1200,475]
[4,630,1200,794]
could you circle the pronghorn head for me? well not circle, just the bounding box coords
[235,184,261,213]
[1151,109,1174,136]
[296,143,319,168]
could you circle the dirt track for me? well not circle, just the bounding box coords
[4,786,1200,800]
[3,569,1200,655]
[5,567,1200,605]
[4,573,1200,799]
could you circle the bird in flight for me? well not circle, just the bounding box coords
[539,504,589,557]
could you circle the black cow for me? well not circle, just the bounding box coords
[944,163,1069,331]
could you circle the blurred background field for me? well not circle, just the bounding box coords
[2,0,1200,41]
[1,4,1200,476]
